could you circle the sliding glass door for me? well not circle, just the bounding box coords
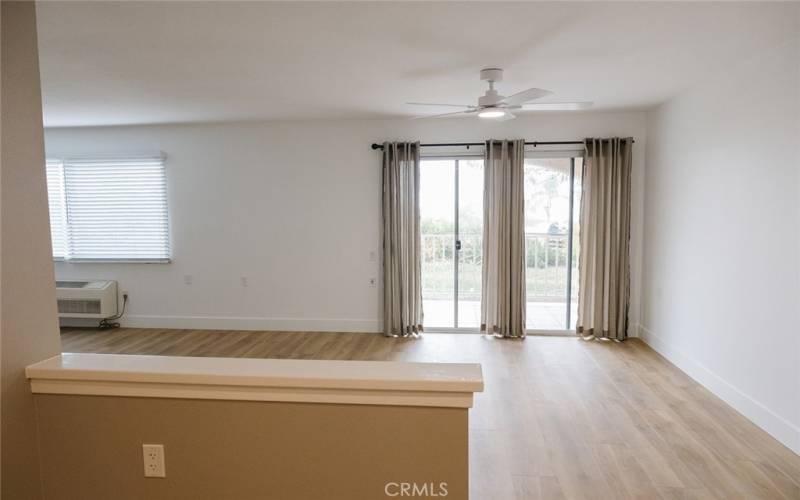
[420,152,581,333]
[523,156,583,331]
[420,157,483,330]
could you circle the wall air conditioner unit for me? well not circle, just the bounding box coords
[56,280,118,319]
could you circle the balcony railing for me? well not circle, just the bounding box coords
[421,232,579,301]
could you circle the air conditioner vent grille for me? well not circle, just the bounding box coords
[58,299,102,315]
[56,281,89,289]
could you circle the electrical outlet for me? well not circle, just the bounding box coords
[142,444,166,478]
[240,276,249,287]
[369,277,377,288]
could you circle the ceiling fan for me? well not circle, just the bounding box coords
[407,68,592,121]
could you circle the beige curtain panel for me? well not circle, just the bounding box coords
[576,137,633,340]
[382,142,423,337]
[481,139,527,338]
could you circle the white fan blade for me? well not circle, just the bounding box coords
[410,109,475,120]
[521,101,594,111]
[406,102,474,108]
[501,88,553,106]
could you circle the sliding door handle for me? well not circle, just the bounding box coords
[455,240,462,251]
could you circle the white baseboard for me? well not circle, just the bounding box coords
[638,325,800,455]
[120,314,381,333]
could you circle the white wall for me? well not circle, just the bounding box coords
[45,112,646,333]
[641,13,800,453]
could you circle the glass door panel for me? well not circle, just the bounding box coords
[457,160,484,329]
[523,158,573,330]
[420,157,484,331]
[420,160,456,328]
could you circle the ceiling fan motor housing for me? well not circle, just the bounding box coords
[479,90,503,107]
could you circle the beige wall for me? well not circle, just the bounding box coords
[35,395,468,500]
[1,2,63,498]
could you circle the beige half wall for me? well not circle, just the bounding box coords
[28,354,483,500]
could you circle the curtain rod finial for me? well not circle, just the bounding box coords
[371,143,383,150]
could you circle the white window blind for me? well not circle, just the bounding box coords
[46,160,68,259]
[45,156,170,262]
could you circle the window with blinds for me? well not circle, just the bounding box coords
[45,156,171,262]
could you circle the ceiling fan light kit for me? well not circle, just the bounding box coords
[477,109,507,119]
[407,68,592,121]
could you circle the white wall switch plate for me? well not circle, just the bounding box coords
[142,444,166,478]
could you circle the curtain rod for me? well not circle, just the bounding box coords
[370,139,633,150]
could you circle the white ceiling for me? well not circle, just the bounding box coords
[37,1,798,127]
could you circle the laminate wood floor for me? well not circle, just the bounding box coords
[60,328,800,500]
